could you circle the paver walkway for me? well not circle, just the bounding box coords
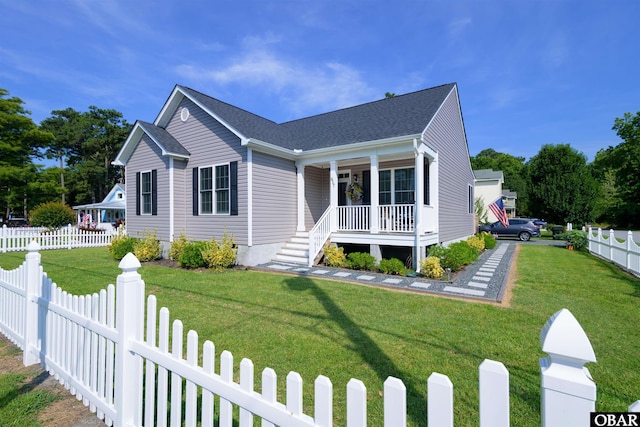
[255,241,518,302]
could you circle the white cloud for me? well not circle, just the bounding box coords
[448,17,472,38]
[175,43,377,116]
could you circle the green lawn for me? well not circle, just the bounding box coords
[0,245,638,426]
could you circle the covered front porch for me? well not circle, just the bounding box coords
[294,136,440,267]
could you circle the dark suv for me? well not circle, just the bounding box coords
[478,218,541,241]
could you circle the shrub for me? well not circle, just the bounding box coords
[378,258,407,275]
[565,230,588,250]
[108,228,138,260]
[133,230,161,262]
[29,202,76,228]
[178,241,208,269]
[481,232,497,249]
[201,232,238,271]
[420,256,445,279]
[441,241,478,272]
[427,244,447,259]
[467,235,485,253]
[169,233,188,261]
[346,252,377,271]
[323,244,346,267]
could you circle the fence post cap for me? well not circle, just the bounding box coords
[27,240,41,252]
[540,308,596,365]
[118,252,141,272]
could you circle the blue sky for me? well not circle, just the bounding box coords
[1,0,638,162]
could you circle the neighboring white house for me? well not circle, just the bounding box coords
[502,189,517,218]
[474,169,504,223]
[72,184,126,230]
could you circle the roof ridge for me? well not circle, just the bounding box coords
[280,82,456,125]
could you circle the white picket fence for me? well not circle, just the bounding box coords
[587,227,640,276]
[1,243,638,427]
[0,224,114,252]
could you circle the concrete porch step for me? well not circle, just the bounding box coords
[273,232,311,265]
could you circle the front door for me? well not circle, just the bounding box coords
[337,170,351,206]
[338,182,348,206]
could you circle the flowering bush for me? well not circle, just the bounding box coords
[133,230,162,262]
[420,256,445,279]
[345,182,363,202]
[323,244,346,267]
[201,232,238,271]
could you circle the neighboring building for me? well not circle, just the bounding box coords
[114,83,476,268]
[502,189,517,218]
[72,184,126,230]
[474,169,504,223]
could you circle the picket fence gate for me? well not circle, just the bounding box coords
[0,224,113,253]
[0,242,638,427]
[587,227,640,277]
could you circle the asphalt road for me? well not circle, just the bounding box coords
[588,227,640,244]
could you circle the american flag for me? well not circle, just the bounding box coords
[489,197,510,227]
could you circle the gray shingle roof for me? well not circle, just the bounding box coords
[177,86,294,144]
[178,83,456,151]
[474,169,504,180]
[138,120,190,157]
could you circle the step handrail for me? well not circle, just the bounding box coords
[307,206,334,266]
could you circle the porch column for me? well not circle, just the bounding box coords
[370,155,379,233]
[414,150,424,270]
[296,164,305,232]
[329,160,338,232]
[431,155,439,234]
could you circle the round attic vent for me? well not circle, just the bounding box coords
[180,107,190,122]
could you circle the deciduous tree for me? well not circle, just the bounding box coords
[526,144,598,226]
[0,88,53,219]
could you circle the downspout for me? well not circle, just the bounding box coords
[247,148,253,247]
[169,157,174,242]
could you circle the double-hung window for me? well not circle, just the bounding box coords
[379,167,415,204]
[141,171,152,214]
[199,164,230,215]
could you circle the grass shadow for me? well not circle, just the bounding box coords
[285,276,426,425]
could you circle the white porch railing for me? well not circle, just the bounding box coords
[335,205,416,233]
[308,207,334,267]
[378,204,414,233]
[1,245,639,426]
[308,204,418,265]
[337,205,370,231]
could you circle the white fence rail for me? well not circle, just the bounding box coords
[1,224,113,252]
[587,227,640,276]
[1,243,638,426]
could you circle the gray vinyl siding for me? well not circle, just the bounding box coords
[125,134,171,241]
[252,150,297,244]
[422,86,475,242]
[165,98,248,245]
[304,166,329,229]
